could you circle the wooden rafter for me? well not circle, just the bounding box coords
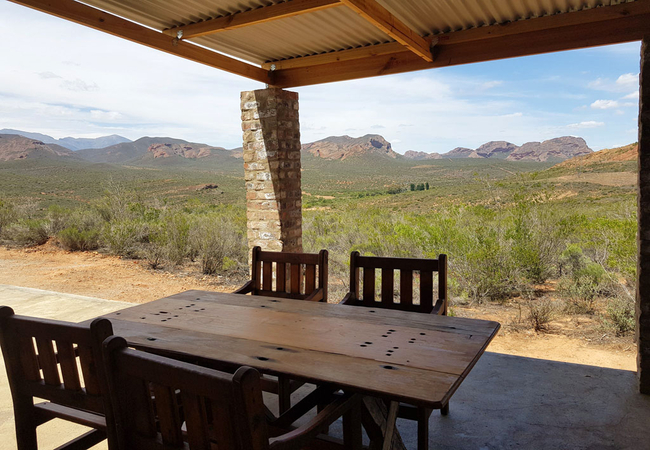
[270,9,650,88]
[339,0,433,62]
[163,0,342,40]
[8,0,270,84]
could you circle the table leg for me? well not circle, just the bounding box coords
[361,397,406,450]
[343,401,363,449]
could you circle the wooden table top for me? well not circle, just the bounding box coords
[98,290,500,408]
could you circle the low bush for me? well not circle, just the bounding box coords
[57,226,99,251]
[189,215,247,275]
[2,219,49,247]
[527,298,555,331]
[605,297,635,336]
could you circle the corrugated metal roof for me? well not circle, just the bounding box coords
[80,0,637,65]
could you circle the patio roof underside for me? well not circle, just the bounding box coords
[10,0,650,86]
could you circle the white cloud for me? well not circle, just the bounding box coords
[60,79,99,92]
[623,91,639,100]
[591,100,620,109]
[90,110,123,121]
[616,73,639,90]
[38,71,61,79]
[588,72,639,93]
[481,81,503,89]
[566,121,604,129]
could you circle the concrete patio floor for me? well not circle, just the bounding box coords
[0,284,649,450]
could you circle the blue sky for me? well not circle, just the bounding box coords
[0,1,641,153]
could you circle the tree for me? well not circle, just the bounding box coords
[410,183,415,191]
[425,182,430,190]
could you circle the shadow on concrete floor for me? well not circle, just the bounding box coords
[395,352,650,450]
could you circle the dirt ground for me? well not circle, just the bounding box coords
[0,242,637,372]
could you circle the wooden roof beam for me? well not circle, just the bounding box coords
[267,0,650,76]
[164,0,342,40]
[339,0,434,62]
[270,10,650,87]
[9,0,271,84]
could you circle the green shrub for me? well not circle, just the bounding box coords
[0,199,17,233]
[2,219,49,247]
[189,215,247,275]
[527,298,555,331]
[101,220,151,257]
[57,226,99,251]
[163,213,191,265]
[46,205,71,235]
[605,297,635,336]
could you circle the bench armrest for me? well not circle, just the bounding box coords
[233,280,255,295]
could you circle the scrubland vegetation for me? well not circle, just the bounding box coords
[0,155,638,340]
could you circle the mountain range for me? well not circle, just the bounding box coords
[0,129,592,165]
[403,137,592,162]
[0,129,131,151]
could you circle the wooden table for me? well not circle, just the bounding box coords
[98,290,500,447]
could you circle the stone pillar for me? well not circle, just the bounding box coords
[638,36,650,395]
[241,88,302,254]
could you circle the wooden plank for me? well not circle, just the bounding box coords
[9,0,270,84]
[98,289,498,336]
[340,0,432,62]
[102,298,494,377]
[56,340,82,391]
[271,11,650,87]
[77,345,100,395]
[262,42,405,70]
[35,338,60,386]
[18,336,40,381]
[306,264,317,295]
[277,262,287,293]
[381,268,394,307]
[357,256,438,272]
[399,271,413,307]
[152,383,183,447]
[108,320,459,408]
[258,250,320,265]
[420,271,434,311]
[290,263,301,295]
[263,261,273,291]
[363,268,376,305]
[381,401,399,450]
[164,0,342,39]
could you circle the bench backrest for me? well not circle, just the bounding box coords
[251,246,328,301]
[103,336,270,450]
[348,252,448,314]
[0,306,114,414]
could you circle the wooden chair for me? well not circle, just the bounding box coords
[0,306,115,450]
[235,246,328,414]
[341,252,448,450]
[102,335,361,450]
[235,246,328,302]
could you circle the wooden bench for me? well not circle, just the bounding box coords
[235,246,329,413]
[235,246,328,303]
[102,335,362,450]
[0,306,115,450]
[341,252,448,450]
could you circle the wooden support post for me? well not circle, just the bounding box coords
[639,35,650,395]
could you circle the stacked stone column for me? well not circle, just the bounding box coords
[241,88,302,254]
[638,37,650,395]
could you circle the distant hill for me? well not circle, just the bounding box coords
[76,137,192,163]
[301,134,398,160]
[553,143,637,169]
[148,142,227,159]
[0,134,77,161]
[0,129,131,151]
[403,136,592,162]
[403,150,441,160]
